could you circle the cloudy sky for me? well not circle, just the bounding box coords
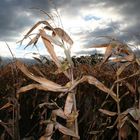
[0,0,140,58]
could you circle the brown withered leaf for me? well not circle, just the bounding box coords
[117,116,128,129]
[16,60,67,92]
[40,29,62,68]
[123,53,135,61]
[40,29,70,79]
[64,93,74,116]
[53,28,73,46]
[99,108,117,116]
[69,75,118,102]
[112,53,135,63]
[24,34,40,49]
[90,43,113,64]
[42,33,63,46]
[67,111,79,123]
[18,20,53,45]
[55,122,80,139]
[52,109,67,119]
[17,84,50,95]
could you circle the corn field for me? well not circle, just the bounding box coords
[0,13,140,140]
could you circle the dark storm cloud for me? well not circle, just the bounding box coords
[0,0,52,41]
[0,0,140,45]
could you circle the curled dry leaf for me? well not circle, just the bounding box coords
[24,21,52,40]
[40,29,70,79]
[91,42,135,64]
[17,84,50,96]
[16,60,67,93]
[121,108,140,121]
[52,109,67,119]
[42,33,63,46]
[112,53,135,63]
[99,108,117,116]
[69,75,118,102]
[40,29,62,69]
[53,28,73,46]
[123,52,135,61]
[24,34,40,49]
[18,20,53,45]
[55,122,80,139]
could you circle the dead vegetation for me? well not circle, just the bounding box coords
[0,14,140,140]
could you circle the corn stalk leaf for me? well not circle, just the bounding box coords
[69,75,118,102]
[17,84,50,95]
[64,93,74,116]
[18,20,53,45]
[40,29,62,68]
[117,116,128,129]
[55,122,80,139]
[67,111,79,123]
[121,108,140,121]
[24,21,52,40]
[52,109,67,119]
[16,60,67,92]
[40,29,70,79]
[112,53,135,63]
[53,28,73,46]
[24,34,40,49]
[42,33,63,46]
[99,108,117,116]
